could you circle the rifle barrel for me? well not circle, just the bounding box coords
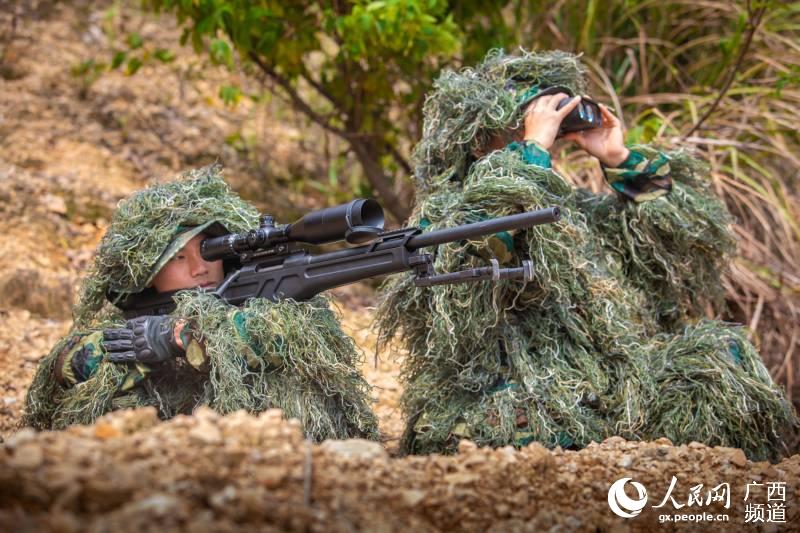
[405,207,560,250]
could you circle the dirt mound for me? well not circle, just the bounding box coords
[0,310,68,436]
[1,407,797,531]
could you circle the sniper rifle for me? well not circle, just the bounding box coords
[113,199,560,318]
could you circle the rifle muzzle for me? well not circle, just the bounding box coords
[406,206,561,250]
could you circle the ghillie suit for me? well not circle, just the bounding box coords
[23,165,378,441]
[376,49,796,460]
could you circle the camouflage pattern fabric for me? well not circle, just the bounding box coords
[54,331,105,386]
[602,150,672,202]
[507,140,552,168]
[510,139,672,202]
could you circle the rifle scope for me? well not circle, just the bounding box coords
[201,198,385,261]
[287,198,384,245]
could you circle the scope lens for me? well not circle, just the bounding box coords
[355,199,384,228]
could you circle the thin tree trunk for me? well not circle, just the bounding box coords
[350,140,411,223]
[248,53,411,223]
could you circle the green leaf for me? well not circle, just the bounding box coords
[625,124,645,144]
[126,57,143,75]
[210,39,233,66]
[70,58,96,77]
[127,32,144,50]
[224,132,245,148]
[775,66,800,96]
[154,48,176,63]
[219,84,242,106]
[111,51,126,70]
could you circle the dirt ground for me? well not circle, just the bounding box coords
[0,2,797,531]
[2,407,799,532]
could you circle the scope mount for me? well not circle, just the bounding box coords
[345,225,383,245]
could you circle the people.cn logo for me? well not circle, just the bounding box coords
[607,478,648,518]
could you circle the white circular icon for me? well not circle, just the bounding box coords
[608,477,648,518]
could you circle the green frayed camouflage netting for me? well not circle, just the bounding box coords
[24,165,379,441]
[376,49,796,460]
[74,164,260,327]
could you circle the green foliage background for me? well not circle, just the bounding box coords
[122,1,797,214]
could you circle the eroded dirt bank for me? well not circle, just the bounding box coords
[2,407,798,532]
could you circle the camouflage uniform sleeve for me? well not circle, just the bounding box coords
[54,330,154,391]
[601,147,672,202]
[471,139,553,262]
[54,331,105,387]
[434,140,549,265]
[230,309,282,368]
[507,140,552,168]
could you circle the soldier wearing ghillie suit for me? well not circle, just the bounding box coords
[377,49,797,460]
[23,165,379,441]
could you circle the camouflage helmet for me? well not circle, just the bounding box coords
[143,219,229,288]
[74,164,260,326]
[413,48,587,191]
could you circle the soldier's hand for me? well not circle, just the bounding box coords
[102,315,184,364]
[523,93,581,150]
[562,103,630,167]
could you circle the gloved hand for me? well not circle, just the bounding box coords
[102,315,184,364]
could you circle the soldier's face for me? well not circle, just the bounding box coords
[151,233,224,293]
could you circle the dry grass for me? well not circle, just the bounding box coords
[540,0,800,405]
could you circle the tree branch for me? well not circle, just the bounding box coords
[248,51,410,220]
[350,139,411,222]
[388,143,412,175]
[299,67,340,109]
[683,2,767,138]
[248,51,349,138]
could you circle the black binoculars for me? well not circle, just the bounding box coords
[529,85,603,136]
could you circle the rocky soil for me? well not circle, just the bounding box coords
[2,407,798,532]
[0,2,797,531]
